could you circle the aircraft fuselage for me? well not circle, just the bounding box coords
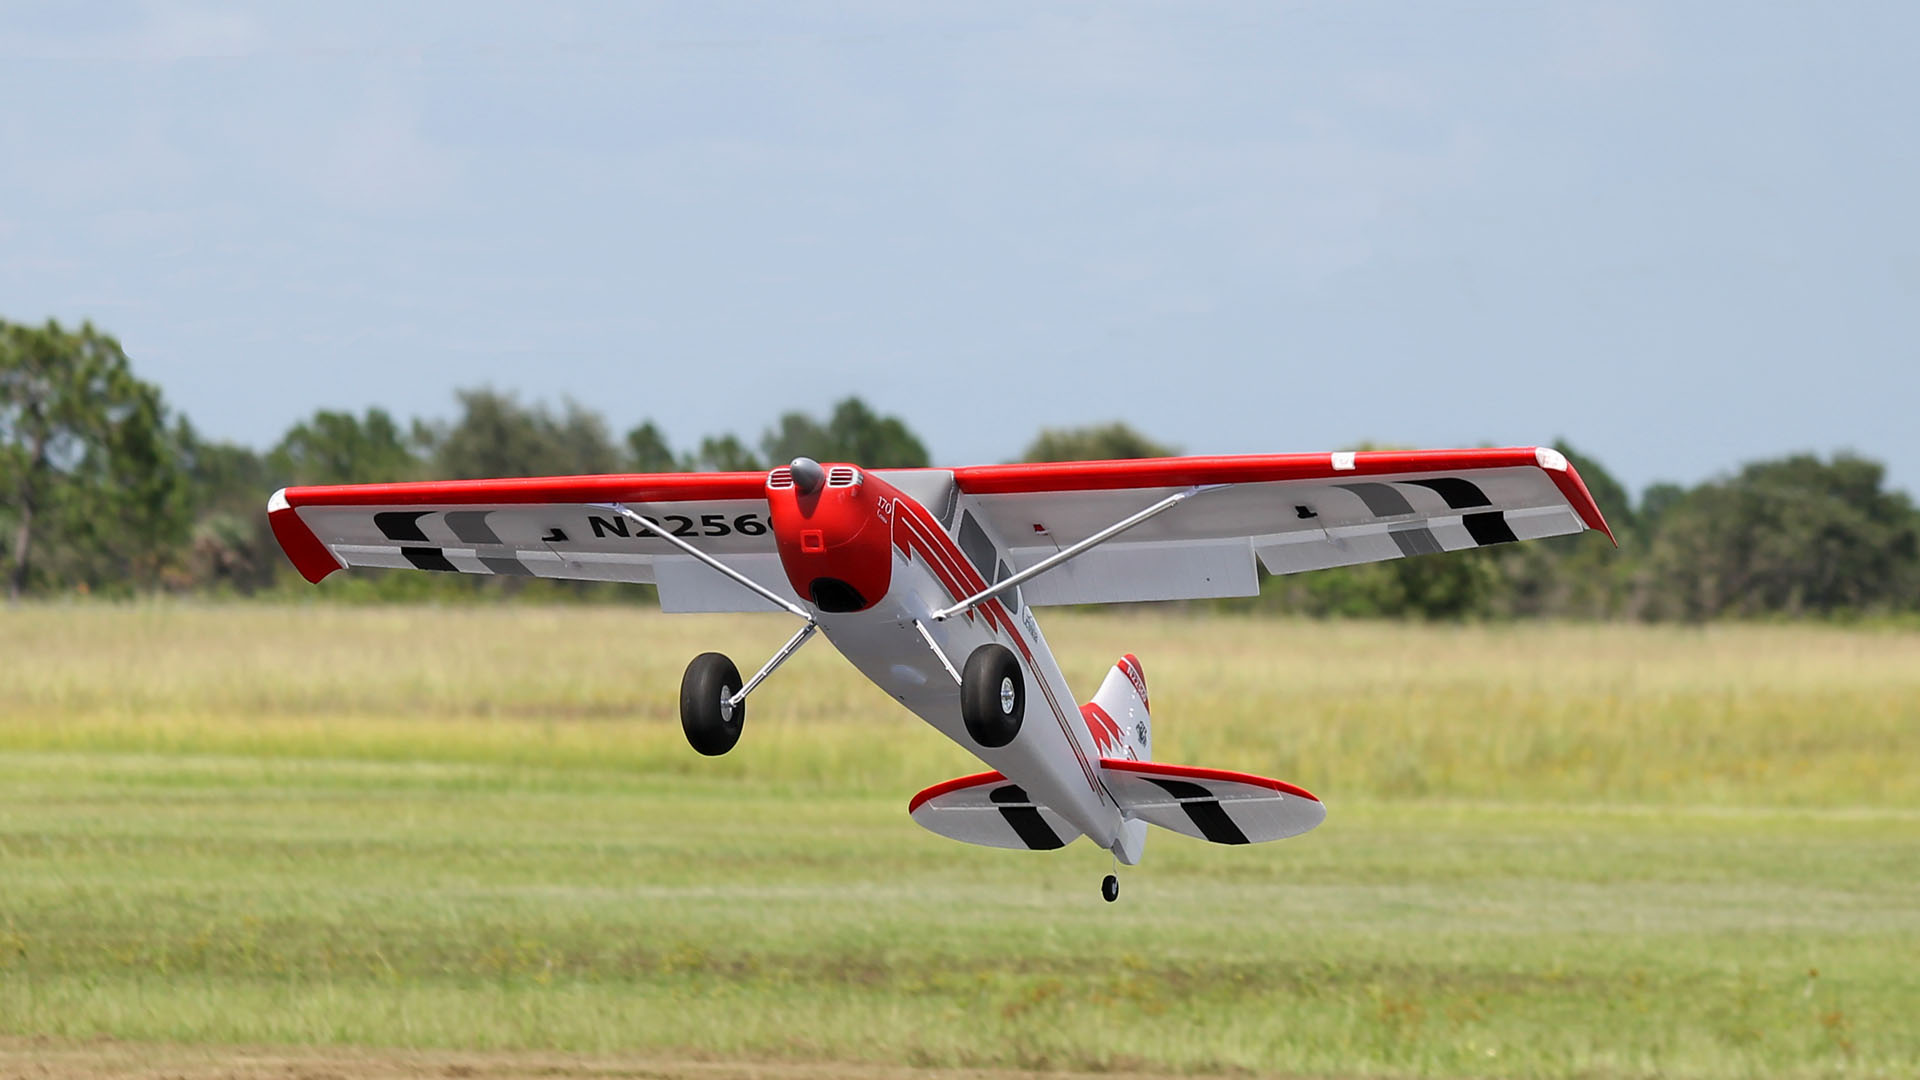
[764,465,1127,854]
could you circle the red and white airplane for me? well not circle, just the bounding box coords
[269,446,1612,901]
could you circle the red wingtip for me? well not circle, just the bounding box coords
[266,492,343,583]
[1536,448,1617,546]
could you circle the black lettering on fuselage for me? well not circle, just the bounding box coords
[589,515,629,538]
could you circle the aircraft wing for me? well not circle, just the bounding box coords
[944,446,1613,606]
[267,472,799,613]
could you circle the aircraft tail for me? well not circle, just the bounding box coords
[1090,653,1326,852]
[1084,654,1152,864]
[906,654,1323,864]
[901,654,1153,858]
[1085,653,1152,760]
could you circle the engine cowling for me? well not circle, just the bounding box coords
[765,458,894,613]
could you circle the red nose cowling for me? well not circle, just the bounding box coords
[767,463,894,613]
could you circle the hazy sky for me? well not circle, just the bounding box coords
[3,2,1916,498]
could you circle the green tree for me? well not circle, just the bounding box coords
[624,421,681,473]
[268,407,420,486]
[1558,441,1635,537]
[1639,454,1920,618]
[692,434,760,472]
[0,318,187,596]
[1487,442,1636,618]
[423,389,620,479]
[175,418,277,592]
[1264,548,1502,620]
[1020,422,1176,463]
[1638,482,1686,535]
[759,397,930,468]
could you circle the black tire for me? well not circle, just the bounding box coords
[681,652,745,756]
[961,643,1024,748]
[1102,874,1119,903]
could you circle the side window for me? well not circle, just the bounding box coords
[995,560,1021,613]
[936,483,960,530]
[957,511,997,580]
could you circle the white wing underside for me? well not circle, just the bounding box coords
[272,449,1608,613]
[290,499,800,613]
[935,465,1592,607]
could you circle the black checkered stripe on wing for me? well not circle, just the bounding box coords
[375,510,537,575]
[1334,476,1519,554]
[1138,776,1256,844]
[989,784,1069,850]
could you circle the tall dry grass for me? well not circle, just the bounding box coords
[3,603,1914,806]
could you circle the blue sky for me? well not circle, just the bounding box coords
[3,2,1916,498]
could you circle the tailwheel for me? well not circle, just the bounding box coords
[1101,874,1120,903]
[680,652,745,756]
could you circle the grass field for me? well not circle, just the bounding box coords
[2,604,1917,1078]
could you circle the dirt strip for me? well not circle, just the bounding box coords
[0,1040,1280,1080]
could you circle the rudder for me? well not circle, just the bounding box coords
[1084,654,1152,864]
[1084,653,1151,762]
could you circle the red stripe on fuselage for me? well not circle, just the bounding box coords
[889,499,1102,797]
[892,510,1095,793]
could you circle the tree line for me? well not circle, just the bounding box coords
[4,316,1917,618]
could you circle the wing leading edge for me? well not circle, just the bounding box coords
[922,446,1612,607]
[269,447,1613,612]
[267,471,795,613]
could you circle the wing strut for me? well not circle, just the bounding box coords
[929,484,1229,622]
[592,503,813,620]
[593,503,820,710]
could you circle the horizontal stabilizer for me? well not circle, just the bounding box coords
[1101,759,1325,845]
[908,771,1081,851]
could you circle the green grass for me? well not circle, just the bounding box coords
[2,604,1918,1076]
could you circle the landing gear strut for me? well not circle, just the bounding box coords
[678,620,821,757]
[1101,874,1120,903]
[592,500,824,760]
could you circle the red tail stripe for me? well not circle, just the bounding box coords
[1118,653,1149,711]
[1080,702,1125,755]
[1100,758,1321,803]
[908,770,1007,813]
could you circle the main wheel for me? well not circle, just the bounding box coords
[961,643,1024,748]
[680,652,745,756]
[1102,874,1120,903]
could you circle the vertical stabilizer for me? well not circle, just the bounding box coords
[1084,654,1152,864]
[1085,653,1151,761]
